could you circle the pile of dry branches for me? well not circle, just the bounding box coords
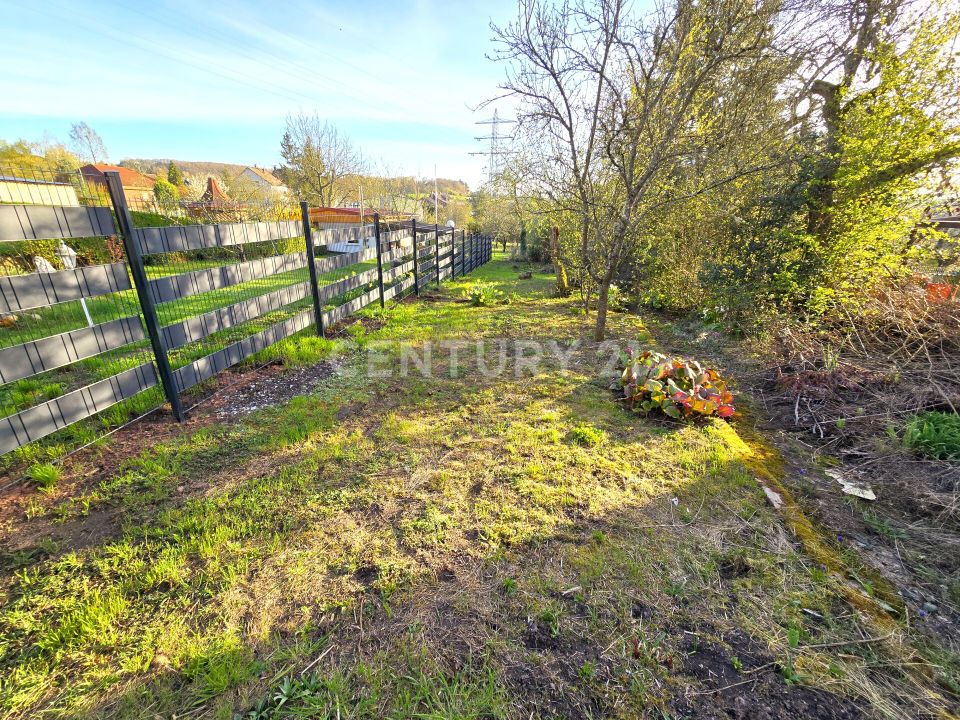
[765,280,959,457]
[758,281,960,523]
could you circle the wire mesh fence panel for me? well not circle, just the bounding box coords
[379,224,416,304]
[134,201,319,395]
[0,165,159,461]
[0,159,496,461]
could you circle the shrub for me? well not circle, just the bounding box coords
[618,349,735,420]
[464,281,503,307]
[903,411,960,461]
[607,284,629,313]
[153,177,179,214]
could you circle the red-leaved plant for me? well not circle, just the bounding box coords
[618,349,735,419]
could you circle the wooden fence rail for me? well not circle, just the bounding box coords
[0,176,492,456]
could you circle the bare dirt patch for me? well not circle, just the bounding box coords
[207,360,338,420]
[669,629,864,720]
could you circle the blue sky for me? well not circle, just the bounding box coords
[0,0,519,189]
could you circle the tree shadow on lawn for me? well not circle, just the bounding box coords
[2,344,953,719]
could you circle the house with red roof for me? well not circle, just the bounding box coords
[80,164,155,206]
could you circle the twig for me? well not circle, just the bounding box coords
[687,676,761,696]
[300,644,334,676]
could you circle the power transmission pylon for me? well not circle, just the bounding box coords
[470,109,515,187]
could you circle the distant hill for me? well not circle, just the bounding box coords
[120,160,471,194]
[119,159,251,179]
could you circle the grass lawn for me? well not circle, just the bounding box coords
[0,255,956,719]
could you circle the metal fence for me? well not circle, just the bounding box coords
[0,169,491,457]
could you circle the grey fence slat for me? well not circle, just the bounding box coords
[381,247,411,264]
[383,260,413,284]
[0,362,157,454]
[384,275,415,301]
[313,226,365,248]
[149,252,308,304]
[161,282,312,350]
[321,286,380,327]
[173,309,314,392]
[0,204,115,242]
[135,219,302,254]
[318,268,378,304]
[0,262,132,314]
[314,247,376,275]
[0,315,145,385]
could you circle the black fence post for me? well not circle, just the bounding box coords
[105,171,185,422]
[434,224,441,287]
[300,201,325,337]
[374,213,385,309]
[411,218,420,297]
[451,227,457,279]
[460,230,465,276]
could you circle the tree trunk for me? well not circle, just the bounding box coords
[594,279,610,341]
[807,80,843,240]
[551,226,571,297]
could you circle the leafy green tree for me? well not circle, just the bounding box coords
[167,162,184,187]
[152,177,179,214]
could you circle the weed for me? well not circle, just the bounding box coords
[502,577,518,596]
[345,321,369,350]
[863,512,906,540]
[903,411,960,460]
[569,423,606,447]
[578,660,597,682]
[540,606,562,638]
[27,463,60,491]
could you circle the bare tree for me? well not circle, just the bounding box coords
[279,113,365,207]
[493,0,790,339]
[69,121,107,164]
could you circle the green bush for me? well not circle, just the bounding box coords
[464,281,504,307]
[607,284,629,312]
[618,349,735,420]
[153,177,179,214]
[903,411,960,461]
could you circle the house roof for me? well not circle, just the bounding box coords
[80,164,155,189]
[198,177,232,204]
[244,166,285,187]
[309,206,409,224]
